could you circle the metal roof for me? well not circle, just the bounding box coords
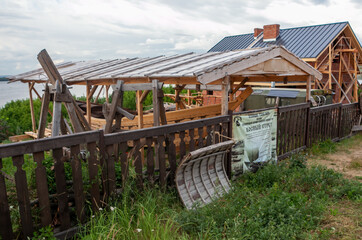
[10,46,322,85]
[208,22,348,59]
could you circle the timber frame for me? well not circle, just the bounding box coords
[9,46,322,137]
[304,24,362,103]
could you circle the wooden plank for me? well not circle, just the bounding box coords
[206,125,212,146]
[0,130,100,159]
[53,148,70,231]
[33,152,52,227]
[37,84,50,139]
[0,158,13,239]
[179,131,186,160]
[87,142,100,212]
[70,145,85,223]
[231,77,248,95]
[134,140,143,189]
[198,127,204,148]
[189,129,195,152]
[13,155,34,237]
[157,135,166,187]
[105,145,116,195]
[146,137,154,184]
[167,133,177,182]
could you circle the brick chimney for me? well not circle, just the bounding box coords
[254,28,263,39]
[263,24,280,42]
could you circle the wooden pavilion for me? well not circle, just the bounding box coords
[9,45,322,138]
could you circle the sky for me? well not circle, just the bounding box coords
[1,0,362,75]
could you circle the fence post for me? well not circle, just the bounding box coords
[337,105,343,139]
[98,130,108,204]
[226,111,233,179]
[305,105,311,148]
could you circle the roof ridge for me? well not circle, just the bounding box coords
[224,21,348,38]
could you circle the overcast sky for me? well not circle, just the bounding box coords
[1,0,362,75]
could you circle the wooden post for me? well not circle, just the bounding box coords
[337,52,343,102]
[187,90,191,105]
[86,83,91,126]
[104,81,123,133]
[137,91,144,129]
[328,44,332,89]
[354,52,358,102]
[37,84,50,139]
[306,76,312,102]
[28,82,36,133]
[94,85,104,103]
[52,80,62,137]
[105,85,110,103]
[152,80,160,127]
[221,76,230,115]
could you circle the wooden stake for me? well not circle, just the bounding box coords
[28,82,36,133]
[354,52,358,102]
[104,81,123,133]
[52,80,62,137]
[37,84,50,139]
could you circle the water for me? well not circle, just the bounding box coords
[0,81,108,108]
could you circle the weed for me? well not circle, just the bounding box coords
[310,139,336,156]
[32,226,56,240]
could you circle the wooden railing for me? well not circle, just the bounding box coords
[277,102,360,159]
[0,116,231,239]
[0,103,359,239]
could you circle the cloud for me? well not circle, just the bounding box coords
[1,0,362,75]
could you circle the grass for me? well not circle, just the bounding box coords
[75,154,361,239]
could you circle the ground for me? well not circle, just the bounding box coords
[308,134,362,239]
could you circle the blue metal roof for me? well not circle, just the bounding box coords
[208,22,349,59]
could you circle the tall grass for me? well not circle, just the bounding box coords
[77,154,361,239]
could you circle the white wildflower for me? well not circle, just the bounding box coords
[99,208,103,211]
[136,228,142,233]
[110,206,115,211]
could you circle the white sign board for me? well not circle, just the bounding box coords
[232,109,277,175]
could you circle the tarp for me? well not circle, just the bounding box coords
[232,109,277,175]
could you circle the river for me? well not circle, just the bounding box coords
[0,81,108,108]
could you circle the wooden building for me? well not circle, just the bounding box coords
[9,46,321,138]
[209,22,362,103]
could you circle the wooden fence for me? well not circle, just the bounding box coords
[277,102,360,159]
[0,103,359,239]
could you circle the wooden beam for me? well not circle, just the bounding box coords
[52,80,62,137]
[86,84,91,126]
[94,85,104,103]
[104,81,123,133]
[221,76,230,115]
[328,44,332,89]
[354,52,358,102]
[331,74,351,104]
[158,89,167,125]
[37,84,50,139]
[231,77,248,95]
[31,83,42,99]
[28,82,36,133]
[306,76,311,102]
[37,49,89,132]
[152,80,160,127]
[136,91,144,129]
[140,90,150,104]
[338,52,343,102]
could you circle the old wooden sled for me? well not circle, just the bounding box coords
[175,140,234,210]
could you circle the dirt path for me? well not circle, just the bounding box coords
[308,136,362,181]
